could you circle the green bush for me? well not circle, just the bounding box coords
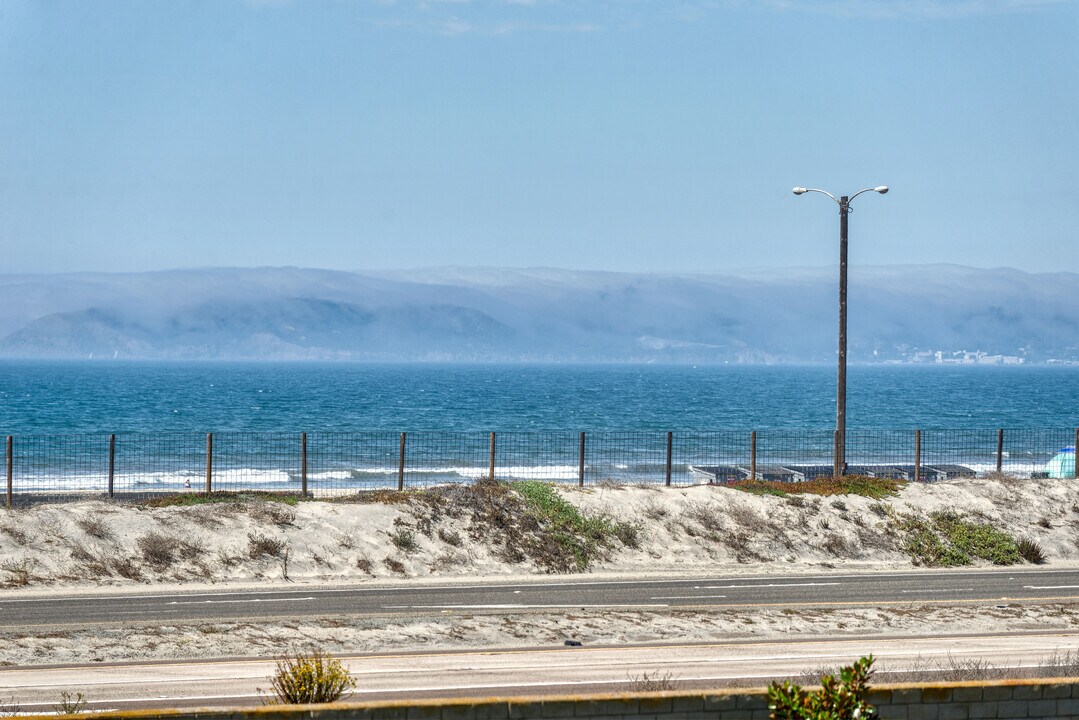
[512,480,638,571]
[263,650,356,705]
[901,512,1022,567]
[390,528,418,552]
[768,655,878,720]
[731,476,901,500]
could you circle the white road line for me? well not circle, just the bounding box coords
[900,588,974,594]
[1023,585,1079,590]
[651,595,728,600]
[698,583,842,589]
[0,592,318,605]
[381,604,669,610]
[167,597,314,606]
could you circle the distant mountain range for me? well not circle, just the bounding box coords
[0,265,1076,362]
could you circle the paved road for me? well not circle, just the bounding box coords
[5,567,1079,630]
[5,632,1079,712]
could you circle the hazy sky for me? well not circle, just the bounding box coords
[1,0,1077,274]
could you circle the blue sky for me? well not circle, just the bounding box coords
[1,0,1076,274]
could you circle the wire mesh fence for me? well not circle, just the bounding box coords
[2,428,1077,505]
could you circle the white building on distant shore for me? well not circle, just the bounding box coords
[933,350,1024,365]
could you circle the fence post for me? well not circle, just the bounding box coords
[665,431,673,486]
[488,432,497,482]
[578,432,586,487]
[833,430,841,479]
[1074,428,1079,480]
[995,429,1004,474]
[205,433,213,494]
[398,432,407,491]
[5,436,11,509]
[750,430,757,481]
[914,429,921,483]
[301,432,308,497]
[108,434,115,498]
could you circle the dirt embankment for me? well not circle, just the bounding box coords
[1,475,1074,589]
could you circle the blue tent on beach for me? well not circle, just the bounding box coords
[1046,447,1077,479]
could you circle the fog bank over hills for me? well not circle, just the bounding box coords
[0,265,1076,363]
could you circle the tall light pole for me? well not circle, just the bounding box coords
[793,185,889,479]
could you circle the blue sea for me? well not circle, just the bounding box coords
[1,361,1076,494]
[1,361,1077,434]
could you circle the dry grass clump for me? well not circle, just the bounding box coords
[0,694,22,715]
[246,502,296,527]
[638,497,669,520]
[72,541,144,580]
[627,670,676,692]
[143,491,301,508]
[34,515,66,544]
[75,516,113,540]
[822,533,858,557]
[872,652,1079,684]
[431,550,469,571]
[247,532,287,559]
[109,556,143,580]
[0,523,28,545]
[681,501,724,533]
[437,528,462,546]
[1,557,38,587]
[330,489,418,505]
[137,531,204,570]
[55,691,88,715]
[1018,537,1046,564]
[727,503,768,533]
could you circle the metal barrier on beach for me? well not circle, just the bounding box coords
[2,428,1078,505]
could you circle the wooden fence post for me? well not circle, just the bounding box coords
[301,432,308,497]
[108,434,115,498]
[488,432,497,482]
[397,432,407,491]
[205,433,213,494]
[578,432,586,488]
[914,429,921,483]
[5,436,11,509]
[750,430,757,481]
[996,428,1004,474]
[665,431,673,487]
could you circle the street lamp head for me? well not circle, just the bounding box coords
[792,187,808,195]
[874,186,889,194]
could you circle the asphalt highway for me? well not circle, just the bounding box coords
[5,632,1079,711]
[5,567,1079,630]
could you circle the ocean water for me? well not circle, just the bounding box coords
[1,361,1076,494]
[1,360,1078,434]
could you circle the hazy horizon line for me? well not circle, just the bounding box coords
[2,261,1075,279]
